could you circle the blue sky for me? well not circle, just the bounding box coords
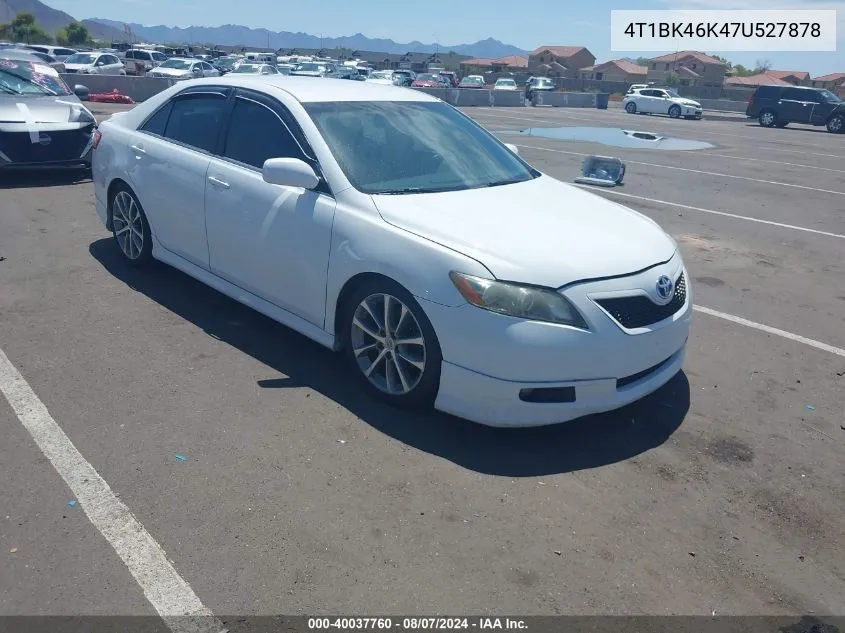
[46,0,843,75]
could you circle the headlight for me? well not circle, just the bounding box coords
[69,106,95,124]
[450,272,588,329]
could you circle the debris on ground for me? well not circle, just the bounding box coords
[67,500,77,508]
[805,405,816,412]
[336,439,347,444]
[88,89,135,104]
[554,550,561,556]
[9,548,18,554]
[688,551,696,557]
[575,156,626,187]
[799,555,805,561]
[175,454,187,462]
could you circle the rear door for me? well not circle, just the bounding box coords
[778,87,814,123]
[637,89,660,113]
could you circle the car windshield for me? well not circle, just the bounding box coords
[0,59,71,95]
[818,90,841,102]
[233,64,259,73]
[65,53,97,65]
[305,101,539,195]
[535,79,553,87]
[371,71,392,79]
[217,58,237,68]
[497,79,515,85]
[295,63,323,72]
[160,59,192,70]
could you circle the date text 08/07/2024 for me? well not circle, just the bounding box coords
[307,618,528,630]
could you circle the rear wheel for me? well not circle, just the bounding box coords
[826,114,844,133]
[758,109,777,127]
[625,101,637,114]
[110,186,152,266]
[668,105,681,119]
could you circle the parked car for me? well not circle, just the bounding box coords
[366,70,396,85]
[458,75,485,89]
[623,88,702,120]
[746,85,844,133]
[0,55,96,170]
[412,73,448,88]
[123,49,167,75]
[3,48,65,73]
[493,78,518,91]
[25,45,78,62]
[91,76,691,427]
[230,63,279,75]
[290,62,332,77]
[525,77,555,101]
[64,52,126,75]
[213,57,241,74]
[392,70,415,86]
[276,64,294,76]
[147,58,221,79]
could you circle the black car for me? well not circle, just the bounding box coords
[746,85,844,133]
[525,77,555,101]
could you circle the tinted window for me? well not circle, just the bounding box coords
[223,97,305,169]
[125,51,135,59]
[141,101,173,136]
[163,95,228,152]
[56,48,76,57]
[782,87,811,101]
[153,53,167,61]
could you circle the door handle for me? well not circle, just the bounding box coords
[208,176,230,189]
[130,144,145,155]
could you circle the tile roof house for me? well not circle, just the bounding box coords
[460,55,528,73]
[646,51,728,87]
[725,73,793,87]
[528,45,595,78]
[764,70,811,85]
[811,72,845,90]
[579,59,647,83]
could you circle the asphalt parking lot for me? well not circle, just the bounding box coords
[1,101,844,623]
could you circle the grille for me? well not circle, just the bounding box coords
[0,125,94,164]
[596,273,686,329]
[617,355,673,389]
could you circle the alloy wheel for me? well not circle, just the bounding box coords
[760,111,775,127]
[350,293,426,395]
[828,115,843,133]
[112,191,144,260]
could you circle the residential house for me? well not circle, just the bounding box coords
[765,70,811,86]
[725,73,792,88]
[528,46,595,78]
[646,51,727,87]
[811,72,845,91]
[460,55,528,75]
[578,59,647,83]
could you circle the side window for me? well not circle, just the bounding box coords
[163,94,228,152]
[782,87,807,101]
[125,51,135,60]
[223,97,306,169]
[202,62,213,71]
[141,101,173,136]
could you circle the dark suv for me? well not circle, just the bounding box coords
[746,85,844,133]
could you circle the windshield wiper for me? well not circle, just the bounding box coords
[0,83,23,95]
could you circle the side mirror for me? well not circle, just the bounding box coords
[504,143,519,155]
[262,158,320,189]
[73,84,90,100]
[193,67,203,75]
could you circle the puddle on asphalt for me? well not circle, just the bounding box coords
[505,126,715,150]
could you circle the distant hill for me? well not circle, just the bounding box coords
[0,0,124,40]
[84,18,528,58]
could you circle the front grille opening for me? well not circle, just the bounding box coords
[617,356,672,389]
[596,273,686,329]
[519,386,576,403]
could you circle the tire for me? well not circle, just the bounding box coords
[668,105,681,119]
[109,185,153,266]
[826,114,844,133]
[341,278,442,409]
[758,109,777,127]
[625,101,637,114]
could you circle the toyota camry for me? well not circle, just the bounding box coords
[91,76,691,427]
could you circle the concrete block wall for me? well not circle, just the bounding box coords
[60,74,178,102]
[531,91,599,107]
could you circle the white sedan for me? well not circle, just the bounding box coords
[147,58,220,79]
[493,78,518,91]
[623,88,703,119]
[91,76,691,427]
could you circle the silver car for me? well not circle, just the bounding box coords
[0,53,96,170]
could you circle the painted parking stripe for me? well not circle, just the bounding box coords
[571,185,845,241]
[0,347,225,633]
[517,143,845,196]
[693,306,845,358]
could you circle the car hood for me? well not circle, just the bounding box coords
[371,176,676,288]
[151,67,191,76]
[63,63,93,70]
[673,97,701,106]
[0,94,93,129]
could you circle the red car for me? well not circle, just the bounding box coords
[412,73,448,87]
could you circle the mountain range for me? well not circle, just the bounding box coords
[1,0,528,58]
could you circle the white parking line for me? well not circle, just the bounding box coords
[0,348,225,633]
[694,306,845,358]
[472,111,845,158]
[701,152,845,174]
[571,185,845,241]
[518,143,845,197]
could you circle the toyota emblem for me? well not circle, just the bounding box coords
[655,275,674,304]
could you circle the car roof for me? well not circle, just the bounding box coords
[0,48,42,61]
[185,75,439,103]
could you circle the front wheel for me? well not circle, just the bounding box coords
[758,109,777,127]
[342,279,442,408]
[668,104,681,118]
[826,114,844,133]
[625,101,637,114]
[110,186,152,266]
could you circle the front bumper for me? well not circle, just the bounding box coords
[0,124,95,169]
[425,254,693,427]
[682,105,703,117]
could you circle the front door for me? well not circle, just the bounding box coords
[204,89,336,327]
[778,87,814,123]
[807,91,840,125]
[131,86,231,269]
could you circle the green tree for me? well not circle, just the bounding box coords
[664,72,681,86]
[1,13,53,44]
[635,57,651,66]
[56,21,91,46]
